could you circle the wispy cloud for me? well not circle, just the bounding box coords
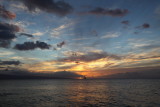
[0,51,14,57]
[155,6,160,16]
[58,51,121,63]
[10,56,41,63]
[101,32,120,39]
[81,7,129,17]
[50,22,75,38]
[32,31,44,36]
[127,38,160,51]
[0,4,16,20]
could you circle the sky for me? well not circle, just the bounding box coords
[0,0,160,78]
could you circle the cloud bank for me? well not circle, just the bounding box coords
[86,7,128,17]
[17,0,73,16]
[58,51,121,62]
[14,41,51,51]
[0,60,21,66]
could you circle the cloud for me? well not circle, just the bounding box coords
[128,38,160,51]
[10,56,40,62]
[142,23,150,28]
[19,33,34,37]
[14,41,51,51]
[0,31,16,41]
[10,20,35,29]
[32,32,43,36]
[10,2,27,11]
[57,65,76,70]
[136,23,150,29]
[50,22,75,38]
[0,4,16,20]
[155,6,160,16]
[107,50,160,69]
[72,37,91,41]
[121,20,129,25]
[140,44,160,50]
[0,51,14,57]
[0,60,21,66]
[84,7,128,17]
[125,50,160,61]
[101,32,120,39]
[54,24,67,31]
[18,0,73,16]
[0,22,20,40]
[51,25,67,38]
[58,51,121,62]
[0,22,20,48]
[57,41,65,48]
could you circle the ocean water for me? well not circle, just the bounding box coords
[0,79,160,107]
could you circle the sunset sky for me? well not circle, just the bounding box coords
[0,0,160,78]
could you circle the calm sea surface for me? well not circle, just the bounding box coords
[0,79,160,107]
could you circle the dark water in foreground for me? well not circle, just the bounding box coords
[0,79,160,107]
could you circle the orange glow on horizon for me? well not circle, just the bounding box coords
[20,53,160,78]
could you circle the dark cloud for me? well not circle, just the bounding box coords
[58,51,121,62]
[0,22,20,40]
[57,41,65,48]
[136,23,150,29]
[85,7,128,17]
[36,41,51,49]
[121,20,129,25]
[19,33,34,38]
[0,4,16,20]
[18,0,73,16]
[14,41,36,50]
[0,60,21,66]
[142,23,150,28]
[0,31,16,41]
[14,41,51,51]
[0,22,20,48]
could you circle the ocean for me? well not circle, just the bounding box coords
[0,79,160,107]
